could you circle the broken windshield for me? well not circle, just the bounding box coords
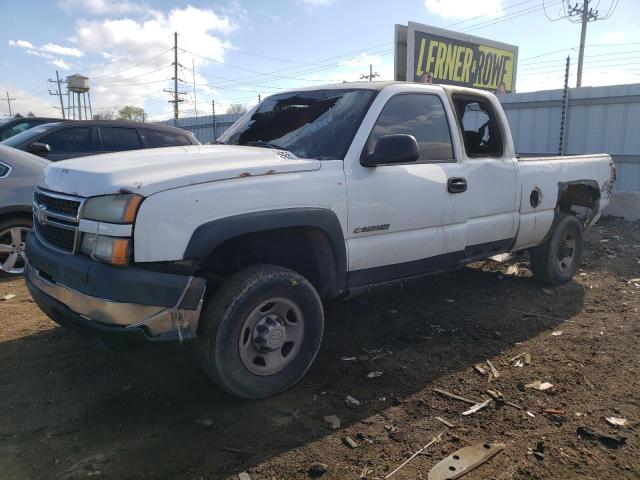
[217,88,376,160]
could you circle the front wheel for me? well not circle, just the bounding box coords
[0,216,31,277]
[530,214,583,285]
[197,265,324,399]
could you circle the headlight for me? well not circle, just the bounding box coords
[81,234,131,266]
[82,194,143,223]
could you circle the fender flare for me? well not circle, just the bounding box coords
[183,207,347,293]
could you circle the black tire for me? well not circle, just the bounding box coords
[530,214,583,285]
[197,265,324,399]
[0,215,31,278]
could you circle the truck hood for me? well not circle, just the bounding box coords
[39,145,321,197]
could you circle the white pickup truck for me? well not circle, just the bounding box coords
[26,82,615,398]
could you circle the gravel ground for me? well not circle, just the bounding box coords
[0,216,638,480]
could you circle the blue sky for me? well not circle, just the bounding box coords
[1,0,639,120]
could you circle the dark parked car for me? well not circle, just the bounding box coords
[1,120,199,161]
[0,117,66,141]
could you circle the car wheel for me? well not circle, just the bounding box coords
[197,264,324,399]
[0,216,31,277]
[530,214,583,285]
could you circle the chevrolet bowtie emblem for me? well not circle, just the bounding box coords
[35,204,47,225]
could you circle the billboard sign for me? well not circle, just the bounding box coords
[395,22,518,93]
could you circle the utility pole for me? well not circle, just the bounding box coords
[558,56,571,155]
[211,100,216,141]
[4,92,15,116]
[164,32,184,124]
[192,57,198,119]
[360,64,380,82]
[566,0,605,87]
[48,71,66,119]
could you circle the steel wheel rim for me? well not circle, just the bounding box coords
[238,297,305,376]
[0,226,28,274]
[556,231,576,274]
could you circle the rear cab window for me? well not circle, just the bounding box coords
[452,95,504,158]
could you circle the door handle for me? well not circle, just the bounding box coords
[447,177,467,193]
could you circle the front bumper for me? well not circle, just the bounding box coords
[25,232,206,351]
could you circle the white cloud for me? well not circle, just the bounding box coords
[425,0,503,20]
[301,0,335,6]
[8,39,35,49]
[40,43,84,58]
[0,83,59,118]
[70,5,236,115]
[49,58,72,70]
[26,50,55,59]
[9,39,84,58]
[58,0,147,16]
[598,31,627,45]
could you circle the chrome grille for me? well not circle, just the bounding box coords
[33,188,85,254]
[34,190,81,218]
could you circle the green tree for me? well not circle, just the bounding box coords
[226,103,247,114]
[118,105,147,122]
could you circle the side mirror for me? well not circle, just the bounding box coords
[361,134,419,167]
[28,142,51,155]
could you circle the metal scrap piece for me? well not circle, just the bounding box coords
[428,442,506,480]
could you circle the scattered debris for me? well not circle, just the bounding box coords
[356,432,374,444]
[462,399,492,416]
[238,472,251,480]
[474,363,488,375]
[605,417,628,428]
[526,411,535,418]
[343,436,358,449]
[525,380,554,391]
[345,396,361,409]
[1,294,16,301]
[551,331,563,336]
[529,441,545,460]
[435,417,456,428]
[514,359,524,368]
[506,264,519,275]
[524,353,532,365]
[577,426,627,448]
[433,388,477,405]
[340,356,357,361]
[543,408,565,416]
[428,442,505,480]
[323,415,341,430]
[445,298,456,303]
[307,463,327,477]
[384,428,447,478]
[196,418,213,427]
[486,359,500,379]
[542,288,554,296]
[366,371,383,378]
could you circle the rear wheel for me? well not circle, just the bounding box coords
[197,265,324,399]
[530,214,583,285]
[0,216,31,277]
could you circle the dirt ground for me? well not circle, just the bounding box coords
[1,216,639,480]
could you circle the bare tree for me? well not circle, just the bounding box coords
[95,111,116,120]
[226,103,247,115]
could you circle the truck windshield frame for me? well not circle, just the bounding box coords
[218,88,378,160]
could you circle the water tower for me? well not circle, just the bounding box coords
[66,74,92,120]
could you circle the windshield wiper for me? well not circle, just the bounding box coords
[243,140,289,151]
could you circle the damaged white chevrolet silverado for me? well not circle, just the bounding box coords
[26,82,616,398]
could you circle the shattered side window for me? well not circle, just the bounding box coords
[218,89,376,160]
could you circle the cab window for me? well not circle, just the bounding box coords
[365,93,454,162]
[453,95,504,157]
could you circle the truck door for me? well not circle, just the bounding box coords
[451,94,518,257]
[344,88,469,288]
